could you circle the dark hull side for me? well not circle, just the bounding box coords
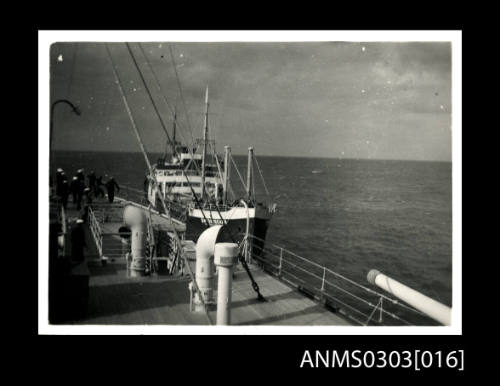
[185,215,270,258]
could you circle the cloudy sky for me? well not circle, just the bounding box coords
[50,41,452,161]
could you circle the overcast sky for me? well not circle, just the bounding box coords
[50,41,452,161]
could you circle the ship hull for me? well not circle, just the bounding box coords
[185,205,272,257]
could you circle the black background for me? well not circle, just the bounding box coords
[26,11,473,381]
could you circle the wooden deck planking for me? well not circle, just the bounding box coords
[61,201,350,326]
[74,257,349,325]
[229,269,350,325]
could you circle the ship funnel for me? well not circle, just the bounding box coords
[123,205,147,277]
[367,269,451,325]
[191,225,224,312]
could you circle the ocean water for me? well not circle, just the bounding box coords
[50,151,452,321]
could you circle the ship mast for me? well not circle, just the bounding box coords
[223,145,231,206]
[200,86,209,202]
[246,147,253,201]
[168,106,177,158]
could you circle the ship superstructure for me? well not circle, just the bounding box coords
[146,87,276,250]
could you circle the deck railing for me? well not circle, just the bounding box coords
[117,185,187,223]
[88,196,175,271]
[58,203,67,257]
[242,234,439,326]
[116,185,149,207]
[88,206,103,257]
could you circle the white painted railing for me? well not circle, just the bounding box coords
[243,234,442,326]
[88,206,103,257]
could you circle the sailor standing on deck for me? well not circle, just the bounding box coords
[83,187,92,204]
[105,177,120,203]
[71,219,86,263]
[60,180,70,209]
[81,187,92,221]
[55,168,64,197]
[76,168,85,182]
[95,176,105,198]
[77,177,86,210]
[70,176,79,207]
[87,171,97,195]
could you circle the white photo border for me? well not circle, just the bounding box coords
[38,30,462,335]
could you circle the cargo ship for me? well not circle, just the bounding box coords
[145,88,275,249]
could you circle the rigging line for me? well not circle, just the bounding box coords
[213,150,236,203]
[213,152,225,188]
[105,43,213,325]
[187,151,264,299]
[134,43,206,189]
[252,158,256,200]
[222,151,236,202]
[253,154,270,199]
[209,196,266,301]
[207,158,266,299]
[125,43,176,152]
[137,43,199,163]
[137,43,212,180]
[126,45,252,299]
[181,170,212,226]
[230,155,247,192]
[168,44,195,145]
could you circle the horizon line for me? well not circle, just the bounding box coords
[50,149,451,163]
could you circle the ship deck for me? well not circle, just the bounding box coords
[58,201,351,326]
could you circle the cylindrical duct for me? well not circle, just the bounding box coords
[214,242,239,325]
[193,225,224,312]
[123,205,147,277]
[367,269,451,325]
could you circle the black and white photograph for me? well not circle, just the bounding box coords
[39,31,461,334]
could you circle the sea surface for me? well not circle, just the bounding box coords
[51,151,452,322]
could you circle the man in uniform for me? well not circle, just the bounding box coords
[81,187,92,221]
[60,180,70,209]
[105,177,120,203]
[95,176,105,198]
[70,176,79,208]
[88,171,97,195]
[55,168,64,197]
[76,168,85,182]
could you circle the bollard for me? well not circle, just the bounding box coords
[214,242,239,325]
[123,205,147,277]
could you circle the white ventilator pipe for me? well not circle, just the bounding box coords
[123,205,147,277]
[214,243,239,325]
[367,269,451,325]
[193,225,224,312]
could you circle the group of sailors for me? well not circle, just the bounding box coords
[53,168,121,210]
[52,168,121,263]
